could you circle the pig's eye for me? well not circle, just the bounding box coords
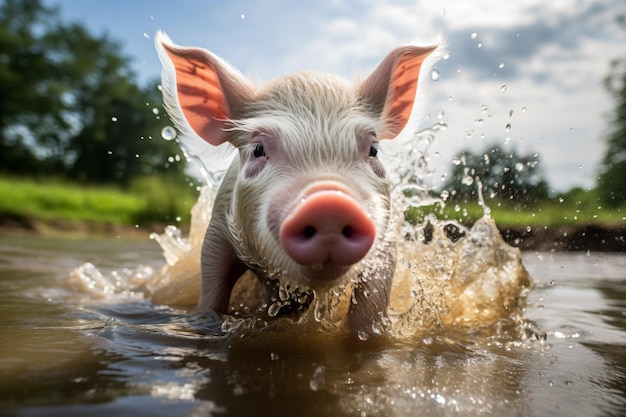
[253,144,266,158]
[369,145,378,158]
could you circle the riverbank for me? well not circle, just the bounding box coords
[500,223,626,252]
[1,213,623,252]
[0,213,182,240]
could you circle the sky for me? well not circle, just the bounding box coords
[45,0,626,192]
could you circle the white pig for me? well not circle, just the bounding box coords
[157,32,437,334]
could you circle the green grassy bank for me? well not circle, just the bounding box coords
[0,175,198,232]
[408,187,626,229]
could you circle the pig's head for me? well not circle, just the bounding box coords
[157,32,436,329]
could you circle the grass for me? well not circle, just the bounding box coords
[408,188,626,229]
[0,175,199,228]
[1,174,624,236]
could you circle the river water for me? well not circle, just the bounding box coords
[0,232,624,416]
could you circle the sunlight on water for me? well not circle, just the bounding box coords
[68,122,533,340]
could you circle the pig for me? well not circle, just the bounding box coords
[156,31,437,334]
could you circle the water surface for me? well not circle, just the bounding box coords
[1,235,624,416]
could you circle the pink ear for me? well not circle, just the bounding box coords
[161,43,252,146]
[360,46,436,139]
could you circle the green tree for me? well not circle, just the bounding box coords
[0,0,186,184]
[441,144,549,205]
[0,0,67,173]
[597,52,626,207]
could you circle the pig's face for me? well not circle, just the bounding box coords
[225,72,393,289]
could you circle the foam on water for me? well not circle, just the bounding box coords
[68,123,533,340]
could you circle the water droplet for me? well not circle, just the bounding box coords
[499,62,505,69]
[481,104,488,113]
[522,107,527,112]
[558,197,564,203]
[500,85,507,93]
[111,116,118,122]
[515,162,524,172]
[135,154,140,158]
[578,165,583,169]
[107,150,113,155]
[152,108,159,115]
[505,123,511,132]
[314,299,327,322]
[462,176,474,185]
[452,158,462,166]
[309,366,325,391]
[357,331,369,341]
[161,126,177,141]
[143,33,150,39]
[431,68,440,82]
[475,118,484,126]
[442,52,450,60]
[437,110,445,120]
[270,352,279,361]
[440,190,450,200]
[477,42,482,48]
[509,109,514,117]
[470,32,478,40]
[240,13,245,19]
[267,302,282,317]
[504,137,511,144]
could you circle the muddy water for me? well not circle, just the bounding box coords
[1,232,625,416]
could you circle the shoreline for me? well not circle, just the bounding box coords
[0,214,187,240]
[1,214,624,252]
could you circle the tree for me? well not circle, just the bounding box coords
[441,144,549,205]
[0,0,67,173]
[597,51,626,207]
[0,0,186,184]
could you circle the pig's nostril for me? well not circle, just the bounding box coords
[303,225,316,238]
[342,226,353,238]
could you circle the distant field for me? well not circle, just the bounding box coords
[436,197,625,228]
[404,186,626,230]
[0,175,198,229]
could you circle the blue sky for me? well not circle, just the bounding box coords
[46,0,626,191]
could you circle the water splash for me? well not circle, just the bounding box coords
[68,120,533,340]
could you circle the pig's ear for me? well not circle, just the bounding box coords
[156,32,253,146]
[360,45,437,139]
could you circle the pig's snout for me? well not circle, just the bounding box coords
[279,189,376,267]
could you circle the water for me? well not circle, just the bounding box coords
[1,130,624,416]
[1,232,625,416]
